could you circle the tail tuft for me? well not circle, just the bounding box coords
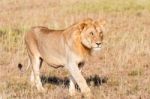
[18,63,23,70]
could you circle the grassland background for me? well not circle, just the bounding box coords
[0,0,150,99]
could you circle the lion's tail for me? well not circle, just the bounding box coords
[18,59,31,74]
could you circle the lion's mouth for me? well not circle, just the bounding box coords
[91,47,101,55]
[93,45,102,48]
[92,47,101,51]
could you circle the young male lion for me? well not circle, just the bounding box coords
[24,18,105,97]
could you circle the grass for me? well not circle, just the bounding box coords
[0,0,150,99]
[70,0,150,13]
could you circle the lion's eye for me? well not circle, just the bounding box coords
[100,31,103,34]
[90,32,94,35]
[100,33,103,37]
[100,33,103,36]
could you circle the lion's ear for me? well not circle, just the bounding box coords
[78,18,93,31]
[95,19,106,26]
[82,18,93,23]
[95,19,106,31]
[100,20,106,27]
[79,23,87,31]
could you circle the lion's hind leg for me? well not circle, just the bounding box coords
[26,34,45,92]
[30,55,44,92]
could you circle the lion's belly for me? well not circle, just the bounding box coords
[44,54,66,67]
[39,48,66,67]
[37,34,67,67]
[38,45,66,68]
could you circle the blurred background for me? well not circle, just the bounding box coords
[0,0,150,99]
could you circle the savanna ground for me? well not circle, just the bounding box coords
[0,0,150,99]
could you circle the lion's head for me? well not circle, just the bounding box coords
[78,18,105,53]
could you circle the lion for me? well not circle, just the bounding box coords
[23,18,105,97]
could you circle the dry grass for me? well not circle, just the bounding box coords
[0,0,150,99]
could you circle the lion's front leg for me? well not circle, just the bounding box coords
[67,61,91,97]
[69,76,76,96]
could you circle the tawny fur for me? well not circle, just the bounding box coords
[25,18,105,97]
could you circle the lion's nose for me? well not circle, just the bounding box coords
[96,42,101,46]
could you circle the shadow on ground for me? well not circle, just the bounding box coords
[41,75,108,88]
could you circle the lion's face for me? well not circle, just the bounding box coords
[80,20,105,51]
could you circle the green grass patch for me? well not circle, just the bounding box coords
[66,0,150,13]
[128,69,143,76]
